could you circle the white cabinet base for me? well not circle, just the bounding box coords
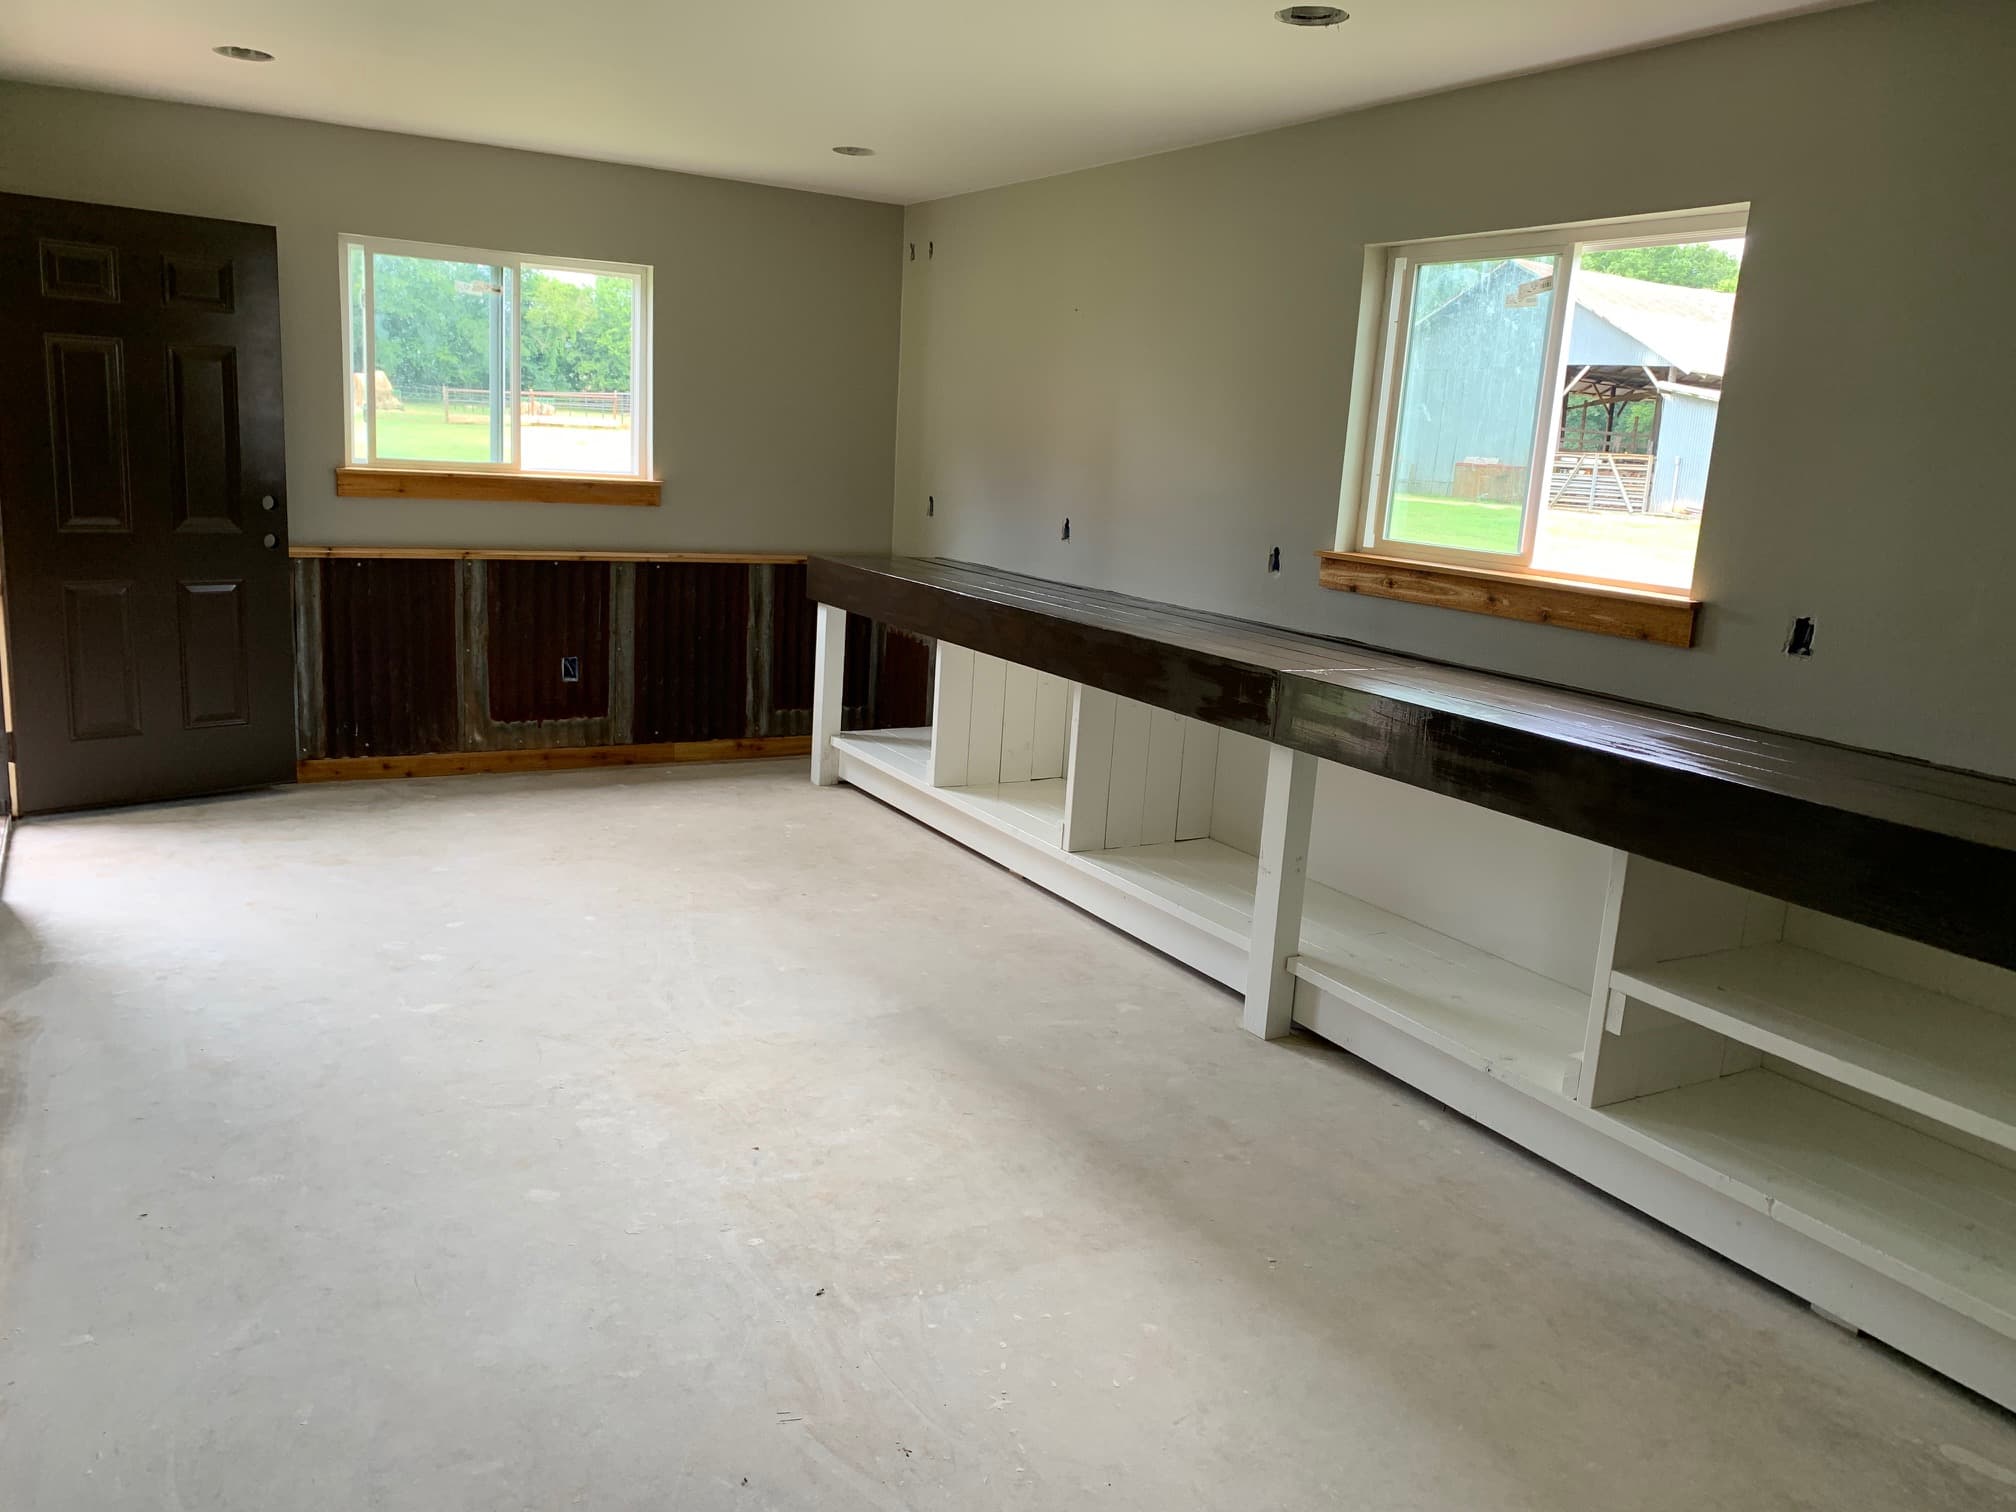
[825,715,2016,1412]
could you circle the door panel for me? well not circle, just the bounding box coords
[61,580,143,739]
[39,239,119,302]
[0,193,293,812]
[177,580,250,728]
[162,253,234,310]
[167,346,242,532]
[46,335,133,531]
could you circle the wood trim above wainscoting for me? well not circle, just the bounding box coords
[335,466,661,507]
[297,735,811,783]
[290,544,808,564]
[1316,550,1699,647]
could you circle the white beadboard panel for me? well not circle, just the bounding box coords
[966,651,1007,787]
[1175,719,1219,840]
[1032,672,1070,780]
[929,641,975,788]
[998,661,1038,784]
[1104,697,1152,850]
[1063,685,1117,852]
[1209,728,1269,855]
[1140,708,1186,847]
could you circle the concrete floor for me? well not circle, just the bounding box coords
[1,762,2012,1511]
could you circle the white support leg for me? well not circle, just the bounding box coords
[1242,745,1316,1039]
[810,602,847,787]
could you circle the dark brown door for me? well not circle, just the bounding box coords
[0,193,294,813]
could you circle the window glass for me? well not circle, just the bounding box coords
[344,236,648,479]
[368,253,515,466]
[1529,239,1742,588]
[347,242,367,464]
[519,265,638,476]
[1383,255,1557,556]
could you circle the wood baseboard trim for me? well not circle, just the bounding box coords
[335,466,661,507]
[297,736,811,783]
[290,545,808,564]
[1316,550,1698,647]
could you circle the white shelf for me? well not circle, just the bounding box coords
[1295,906,1588,1099]
[832,740,1588,1095]
[1613,943,2016,1154]
[1600,1069,2016,1339]
[835,728,1066,846]
[1081,837,1588,1098]
[1077,839,1254,945]
[833,727,934,777]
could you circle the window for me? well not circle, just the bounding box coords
[1355,209,1745,592]
[342,235,651,480]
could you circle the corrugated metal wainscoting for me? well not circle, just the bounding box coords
[292,551,931,780]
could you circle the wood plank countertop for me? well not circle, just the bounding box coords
[807,555,2016,968]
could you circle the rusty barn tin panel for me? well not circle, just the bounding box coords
[291,559,327,759]
[767,560,878,733]
[317,558,459,758]
[874,628,934,729]
[632,562,751,742]
[766,562,815,733]
[484,560,612,726]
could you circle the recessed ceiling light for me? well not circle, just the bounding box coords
[212,45,275,62]
[832,146,875,158]
[1275,5,1349,25]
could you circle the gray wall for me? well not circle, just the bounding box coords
[0,83,903,555]
[892,0,2015,777]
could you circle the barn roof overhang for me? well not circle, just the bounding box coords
[1564,363,1723,404]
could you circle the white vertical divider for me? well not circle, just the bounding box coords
[998,662,1038,784]
[1242,745,1317,1039]
[810,603,848,787]
[1175,722,1219,840]
[929,643,975,787]
[1577,851,1781,1107]
[1063,685,1117,852]
[1031,673,1070,780]
[1139,710,1185,846]
[1104,698,1151,848]
[966,653,1007,786]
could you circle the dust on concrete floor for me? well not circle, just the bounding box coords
[0,760,2011,1511]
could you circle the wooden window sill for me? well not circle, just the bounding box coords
[334,466,660,508]
[1317,550,1699,647]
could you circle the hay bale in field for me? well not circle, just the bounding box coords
[352,371,403,411]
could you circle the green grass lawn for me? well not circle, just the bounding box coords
[358,410,635,474]
[1383,492,1701,587]
[1388,493,1523,554]
[371,410,496,464]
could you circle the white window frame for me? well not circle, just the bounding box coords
[340,233,653,479]
[1356,207,1746,587]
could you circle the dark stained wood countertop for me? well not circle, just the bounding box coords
[808,555,2016,969]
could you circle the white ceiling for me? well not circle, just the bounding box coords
[0,2,1856,204]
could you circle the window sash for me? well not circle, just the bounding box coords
[340,233,651,479]
[1358,210,1743,584]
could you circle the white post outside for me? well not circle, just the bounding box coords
[810,603,847,787]
[1242,745,1316,1038]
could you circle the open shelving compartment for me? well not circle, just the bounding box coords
[825,634,2016,1407]
[832,640,1607,1099]
[1580,856,2016,1349]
